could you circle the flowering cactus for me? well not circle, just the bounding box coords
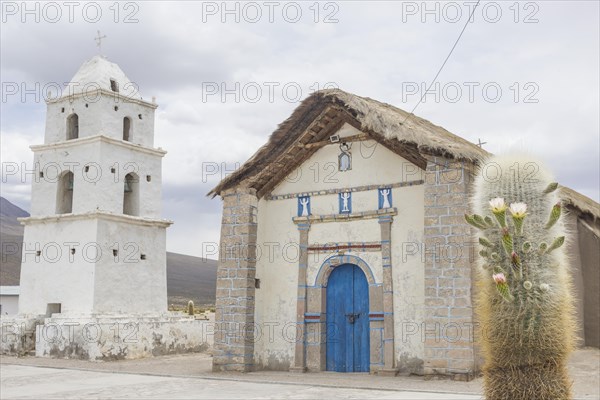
[509,202,527,235]
[467,155,575,400]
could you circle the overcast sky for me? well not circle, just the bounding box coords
[1,1,598,257]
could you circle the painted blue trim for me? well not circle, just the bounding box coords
[298,196,311,217]
[339,192,352,214]
[378,187,393,209]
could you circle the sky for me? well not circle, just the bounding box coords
[1,1,598,258]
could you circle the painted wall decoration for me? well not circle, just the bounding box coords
[379,188,392,209]
[339,192,352,214]
[298,196,311,216]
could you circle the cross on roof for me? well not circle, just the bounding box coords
[477,138,487,148]
[94,30,107,53]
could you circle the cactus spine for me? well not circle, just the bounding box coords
[468,155,575,400]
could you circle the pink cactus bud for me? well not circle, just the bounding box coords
[492,273,507,285]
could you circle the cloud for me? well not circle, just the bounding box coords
[2,1,598,256]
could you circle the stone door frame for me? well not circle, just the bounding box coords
[305,254,384,372]
[292,208,398,375]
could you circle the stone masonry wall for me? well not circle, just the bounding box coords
[213,188,258,372]
[423,155,478,377]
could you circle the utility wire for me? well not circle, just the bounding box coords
[403,0,482,124]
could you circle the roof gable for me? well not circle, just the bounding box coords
[270,124,425,197]
[209,89,489,198]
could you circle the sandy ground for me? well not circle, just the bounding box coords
[1,347,598,399]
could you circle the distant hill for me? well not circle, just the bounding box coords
[0,197,28,285]
[167,252,217,306]
[0,197,217,306]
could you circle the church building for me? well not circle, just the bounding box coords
[18,55,171,316]
[209,89,599,376]
[2,55,211,360]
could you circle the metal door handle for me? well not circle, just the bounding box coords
[345,313,359,324]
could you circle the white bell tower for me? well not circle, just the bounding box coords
[18,55,172,316]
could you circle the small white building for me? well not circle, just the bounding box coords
[0,286,20,316]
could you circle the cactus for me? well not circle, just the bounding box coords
[469,155,575,400]
[187,300,195,316]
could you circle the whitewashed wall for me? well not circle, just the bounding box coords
[94,219,168,314]
[45,95,156,147]
[29,139,164,218]
[0,295,19,316]
[18,218,98,316]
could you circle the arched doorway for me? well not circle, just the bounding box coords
[326,263,370,372]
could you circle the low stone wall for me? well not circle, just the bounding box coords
[0,316,41,356]
[2,313,214,360]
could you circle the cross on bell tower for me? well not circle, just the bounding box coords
[94,30,107,54]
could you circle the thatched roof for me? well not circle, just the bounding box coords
[560,186,600,222]
[209,89,489,198]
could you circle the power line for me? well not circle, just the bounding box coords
[403,0,482,124]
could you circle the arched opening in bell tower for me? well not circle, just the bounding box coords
[123,172,140,216]
[56,171,74,214]
[66,113,79,140]
[123,117,132,141]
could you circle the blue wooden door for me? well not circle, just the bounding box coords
[326,264,370,372]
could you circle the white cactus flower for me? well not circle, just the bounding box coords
[509,202,528,218]
[489,197,507,213]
